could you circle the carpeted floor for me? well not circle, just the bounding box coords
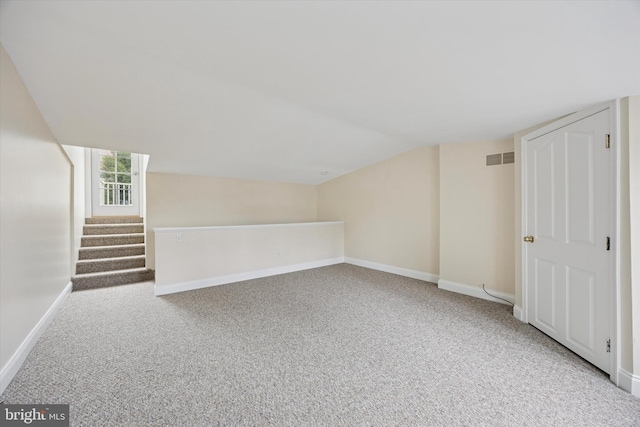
[2,264,639,426]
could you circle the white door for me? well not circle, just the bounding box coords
[91,149,140,216]
[525,110,611,373]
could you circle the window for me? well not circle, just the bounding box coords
[98,150,133,206]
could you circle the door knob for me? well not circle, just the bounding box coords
[523,236,535,243]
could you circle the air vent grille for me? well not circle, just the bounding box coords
[486,153,502,166]
[503,151,515,164]
[486,152,515,166]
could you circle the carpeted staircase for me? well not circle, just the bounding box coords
[72,216,154,291]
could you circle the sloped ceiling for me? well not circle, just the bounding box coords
[1,1,638,184]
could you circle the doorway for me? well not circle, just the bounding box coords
[91,149,140,216]
[522,106,615,375]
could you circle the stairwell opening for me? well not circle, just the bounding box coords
[69,148,153,290]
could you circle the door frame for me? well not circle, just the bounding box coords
[520,100,620,385]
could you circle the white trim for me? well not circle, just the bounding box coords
[513,305,524,322]
[618,369,640,397]
[0,282,72,395]
[154,221,344,233]
[437,279,515,306]
[611,99,621,387]
[344,257,439,283]
[154,257,345,296]
[520,130,529,322]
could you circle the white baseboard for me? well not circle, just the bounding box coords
[154,257,345,296]
[437,279,515,306]
[0,281,72,395]
[513,305,525,322]
[344,258,439,283]
[618,368,640,397]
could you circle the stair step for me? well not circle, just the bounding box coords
[76,255,146,274]
[78,244,146,260]
[83,223,144,235]
[72,268,155,291]
[86,216,143,224]
[81,233,145,247]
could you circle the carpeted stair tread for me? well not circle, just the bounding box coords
[76,255,146,274]
[83,223,144,235]
[78,244,146,260]
[85,216,144,224]
[72,268,155,291]
[81,233,145,247]
[73,266,150,278]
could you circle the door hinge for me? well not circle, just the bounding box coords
[606,339,611,353]
[606,134,610,148]
[607,236,611,251]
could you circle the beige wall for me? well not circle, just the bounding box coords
[0,45,71,374]
[628,96,640,375]
[619,96,640,375]
[439,140,515,294]
[61,144,86,275]
[317,146,439,275]
[145,172,318,269]
[154,222,344,294]
[619,98,633,373]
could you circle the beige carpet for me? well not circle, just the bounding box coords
[2,264,638,426]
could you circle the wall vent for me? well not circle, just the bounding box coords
[486,153,502,166]
[502,151,515,164]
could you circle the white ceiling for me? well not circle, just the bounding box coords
[1,1,638,185]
